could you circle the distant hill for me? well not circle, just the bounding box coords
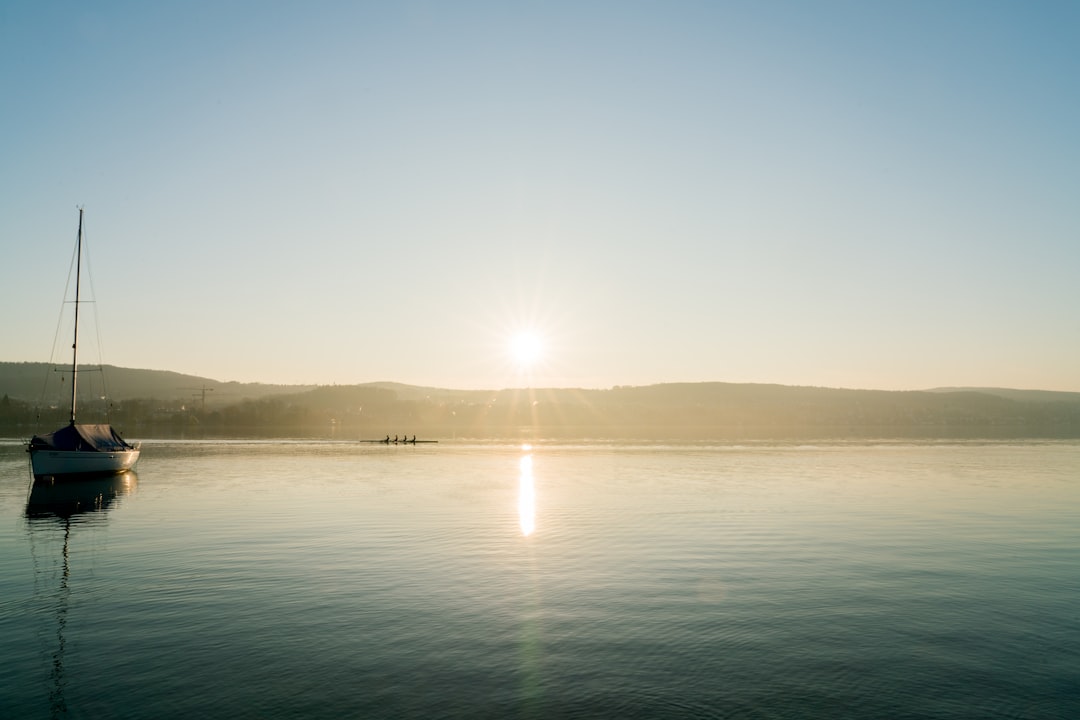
[927,387,1080,404]
[3,362,1079,438]
[0,362,313,406]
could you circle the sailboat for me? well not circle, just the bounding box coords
[27,209,140,478]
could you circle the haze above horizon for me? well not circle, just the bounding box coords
[2,2,1078,392]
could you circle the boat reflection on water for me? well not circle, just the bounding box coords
[518,445,535,537]
[24,471,137,718]
[26,471,138,521]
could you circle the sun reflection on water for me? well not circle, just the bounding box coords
[518,445,535,537]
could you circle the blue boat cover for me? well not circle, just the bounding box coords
[29,424,136,452]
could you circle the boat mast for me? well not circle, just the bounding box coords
[69,208,83,426]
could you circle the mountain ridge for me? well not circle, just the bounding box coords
[3,362,1079,438]
[4,361,1078,402]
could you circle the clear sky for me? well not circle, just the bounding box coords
[2,1,1078,391]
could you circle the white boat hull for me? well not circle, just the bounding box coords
[30,448,140,477]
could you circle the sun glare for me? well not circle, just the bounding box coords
[509,330,544,369]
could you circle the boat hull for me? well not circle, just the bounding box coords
[30,448,140,478]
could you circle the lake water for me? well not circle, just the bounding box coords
[1,438,1078,719]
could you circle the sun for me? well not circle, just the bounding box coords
[509,330,545,369]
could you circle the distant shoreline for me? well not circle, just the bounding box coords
[3,363,1079,440]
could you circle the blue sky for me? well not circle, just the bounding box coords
[2,1,1078,390]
